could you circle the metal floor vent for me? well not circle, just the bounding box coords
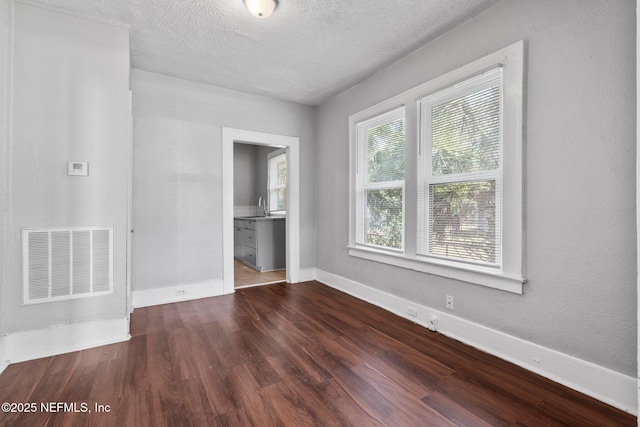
[22,227,114,304]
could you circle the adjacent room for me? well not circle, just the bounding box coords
[233,142,288,288]
[0,0,637,425]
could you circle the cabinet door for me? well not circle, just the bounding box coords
[255,220,286,271]
[245,247,257,269]
[244,229,257,249]
[240,228,259,268]
[271,220,286,269]
[234,227,244,258]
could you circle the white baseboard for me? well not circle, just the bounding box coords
[132,280,224,308]
[2,317,130,366]
[297,267,317,283]
[314,269,637,415]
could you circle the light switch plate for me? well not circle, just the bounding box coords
[67,161,88,176]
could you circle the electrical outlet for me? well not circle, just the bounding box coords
[446,295,454,310]
[407,306,417,317]
[176,288,187,296]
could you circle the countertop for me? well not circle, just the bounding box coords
[234,216,286,221]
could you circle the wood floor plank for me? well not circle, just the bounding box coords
[266,354,348,426]
[260,380,320,426]
[421,391,509,427]
[351,363,457,426]
[313,378,386,426]
[228,362,279,426]
[263,312,334,384]
[0,281,635,426]
[234,260,286,288]
[0,358,50,401]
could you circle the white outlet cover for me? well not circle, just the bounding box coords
[68,161,89,176]
[446,295,454,309]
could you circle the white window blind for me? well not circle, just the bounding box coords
[356,107,405,251]
[418,67,503,267]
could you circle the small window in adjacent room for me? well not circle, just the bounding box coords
[268,150,287,213]
[354,107,405,251]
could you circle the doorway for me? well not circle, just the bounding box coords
[232,142,287,288]
[222,128,300,295]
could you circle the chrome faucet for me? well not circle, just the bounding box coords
[258,197,269,217]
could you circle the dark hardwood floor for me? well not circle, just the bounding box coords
[0,281,635,426]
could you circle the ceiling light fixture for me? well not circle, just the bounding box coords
[244,0,277,19]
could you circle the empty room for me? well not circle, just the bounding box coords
[0,0,638,425]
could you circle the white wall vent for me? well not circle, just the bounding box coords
[22,227,114,304]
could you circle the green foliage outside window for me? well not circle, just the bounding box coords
[365,118,404,249]
[276,158,286,211]
[430,181,496,263]
[428,85,500,263]
[366,188,403,249]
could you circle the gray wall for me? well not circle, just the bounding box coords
[0,0,8,338]
[132,70,316,292]
[234,144,259,206]
[4,3,131,333]
[233,144,280,207]
[315,0,636,376]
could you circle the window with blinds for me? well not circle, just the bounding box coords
[348,41,523,292]
[268,152,287,212]
[418,67,503,267]
[355,107,405,251]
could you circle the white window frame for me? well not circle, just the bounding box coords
[354,107,406,252]
[417,67,503,268]
[268,148,287,213]
[348,40,525,294]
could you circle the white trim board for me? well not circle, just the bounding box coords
[298,268,317,283]
[635,0,640,419]
[132,280,224,308]
[314,268,637,415]
[1,317,130,366]
[222,128,301,294]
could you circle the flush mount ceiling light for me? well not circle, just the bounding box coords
[244,0,277,19]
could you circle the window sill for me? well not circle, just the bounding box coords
[347,246,525,294]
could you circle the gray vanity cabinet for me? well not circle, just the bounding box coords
[234,225,244,258]
[234,218,285,271]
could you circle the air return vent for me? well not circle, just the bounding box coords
[22,227,114,304]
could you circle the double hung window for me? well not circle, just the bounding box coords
[355,108,405,251]
[268,151,287,213]
[418,68,502,267]
[349,41,524,293]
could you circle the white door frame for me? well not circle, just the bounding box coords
[636,0,640,418]
[222,128,300,294]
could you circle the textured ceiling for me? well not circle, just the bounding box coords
[30,0,500,105]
